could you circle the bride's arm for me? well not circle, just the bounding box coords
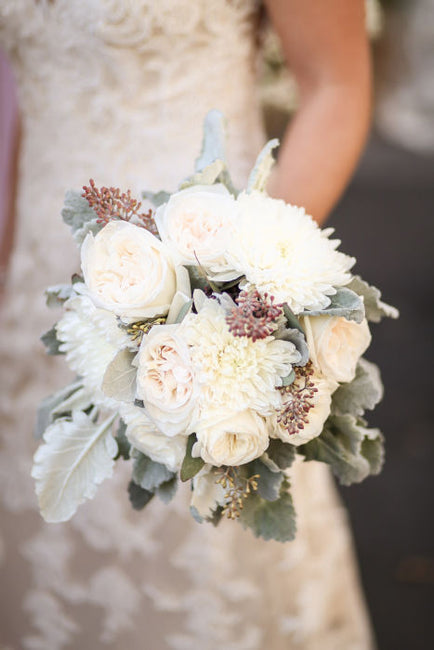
[264,0,372,224]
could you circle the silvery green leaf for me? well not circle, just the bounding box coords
[277,326,309,366]
[282,303,304,334]
[180,433,205,482]
[114,420,131,460]
[301,287,365,323]
[239,481,296,542]
[347,276,399,323]
[102,349,137,402]
[41,326,64,356]
[35,379,88,439]
[192,289,208,313]
[32,411,117,522]
[131,449,174,491]
[299,414,384,486]
[141,190,171,208]
[185,265,209,292]
[156,476,178,504]
[128,480,154,510]
[180,160,226,190]
[247,138,279,193]
[264,439,296,471]
[45,284,75,308]
[332,358,384,417]
[190,505,204,524]
[166,294,193,325]
[195,109,227,172]
[248,459,284,502]
[281,369,296,387]
[62,190,102,245]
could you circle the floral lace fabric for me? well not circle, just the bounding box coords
[0,1,374,648]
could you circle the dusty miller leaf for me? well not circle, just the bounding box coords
[239,481,297,542]
[114,420,131,460]
[180,433,205,482]
[45,284,75,308]
[131,449,174,491]
[32,411,117,522]
[247,138,279,193]
[102,349,137,402]
[282,303,304,334]
[62,190,102,245]
[156,476,178,504]
[180,160,226,190]
[41,326,64,356]
[264,439,296,471]
[128,481,154,510]
[301,287,365,323]
[35,380,90,440]
[347,276,399,323]
[141,190,171,208]
[195,109,227,172]
[276,326,309,367]
[332,358,384,417]
[247,458,284,502]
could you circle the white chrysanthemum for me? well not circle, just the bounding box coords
[226,191,355,314]
[119,403,187,472]
[56,289,130,405]
[180,297,300,416]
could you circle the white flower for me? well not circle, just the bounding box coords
[119,404,186,472]
[190,466,228,519]
[56,290,130,405]
[195,410,269,466]
[271,369,338,446]
[180,297,301,416]
[135,324,197,437]
[155,184,238,280]
[81,220,176,322]
[302,315,371,384]
[226,191,355,313]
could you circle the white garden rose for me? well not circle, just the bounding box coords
[226,191,355,313]
[119,404,186,472]
[81,220,176,321]
[155,184,239,281]
[136,324,197,437]
[302,315,371,384]
[195,409,269,466]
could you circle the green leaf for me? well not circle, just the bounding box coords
[347,276,399,323]
[102,349,137,402]
[35,380,89,439]
[156,476,178,504]
[239,481,297,542]
[332,358,384,417]
[114,420,131,460]
[282,303,305,334]
[180,433,205,482]
[298,414,384,486]
[128,480,154,510]
[141,190,171,208]
[264,439,296,470]
[174,299,193,324]
[247,138,279,193]
[45,284,74,308]
[62,190,102,245]
[301,287,365,323]
[281,369,295,387]
[248,459,284,502]
[195,109,227,172]
[41,326,64,356]
[131,449,175,491]
[277,325,309,367]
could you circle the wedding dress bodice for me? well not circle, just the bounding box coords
[0,2,374,649]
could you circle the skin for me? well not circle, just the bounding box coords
[264,0,372,224]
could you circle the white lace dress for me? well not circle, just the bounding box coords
[0,2,375,648]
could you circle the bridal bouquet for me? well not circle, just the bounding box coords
[33,111,398,542]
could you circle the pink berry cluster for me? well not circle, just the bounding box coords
[226,289,283,342]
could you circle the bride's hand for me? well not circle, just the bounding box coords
[264,0,372,225]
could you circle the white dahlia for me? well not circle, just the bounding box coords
[56,289,130,404]
[226,191,355,314]
[180,297,300,416]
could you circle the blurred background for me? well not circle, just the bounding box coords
[1,1,433,648]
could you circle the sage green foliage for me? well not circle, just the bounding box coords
[128,481,154,510]
[141,190,170,207]
[62,190,102,244]
[102,349,137,402]
[299,414,384,486]
[180,433,204,482]
[301,287,365,323]
[347,276,399,323]
[332,358,383,417]
[132,449,175,492]
[240,480,296,542]
[35,380,91,440]
[282,303,305,334]
[247,458,284,502]
[41,326,64,356]
[265,439,296,470]
[114,420,131,460]
[247,138,279,193]
[276,325,309,367]
[192,109,237,195]
[156,476,178,504]
[45,284,74,308]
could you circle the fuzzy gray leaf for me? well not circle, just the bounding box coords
[141,190,171,208]
[239,482,296,542]
[248,459,284,502]
[277,326,309,367]
[332,358,384,417]
[347,276,399,323]
[156,476,178,504]
[114,420,131,460]
[195,109,227,172]
[282,304,304,334]
[301,287,365,323]
[180,160,226,190]
[45,284,74,308]
[128,481,154,510]
[264,439,296,471]
[247,138,279,193]
[41,326,64,356]
[132,450,174,491]
[35,380,88,439]
[102,349,137,402]
[62,190,102,245]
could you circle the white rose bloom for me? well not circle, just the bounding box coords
[226,191,355,313]
[119,404,186,472]
[155,184,239,281]
[190,466,228,519]
[56,290,130,406]
[180,298,301,416]
[302,315,371,384]
[271,370,338,446]
[81,220,176,322]
[195,410,269,466]
[136,324,197,437]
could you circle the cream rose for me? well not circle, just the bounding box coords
[155,184,238,280]
[302,315,371,384]
[81,220,176,321]
[195,410,269,466]
[119,404,186,472]
[135,324,197,436]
